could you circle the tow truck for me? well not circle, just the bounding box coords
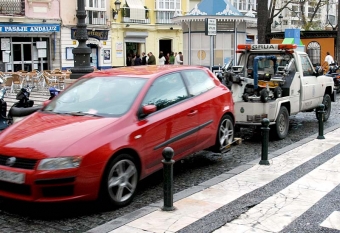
[222,44,335,139]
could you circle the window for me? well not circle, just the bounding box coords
[182,70,215,96]
[299,55,314,76]
[306,41,321,66]
[142,73,188,111]
[155,0,181,10]
[84,0,106,25]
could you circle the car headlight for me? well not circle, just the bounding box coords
[37,157,82,170]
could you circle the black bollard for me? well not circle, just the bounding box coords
[162,147,175,211]
[317,104,325,139]
[259,118,270,165]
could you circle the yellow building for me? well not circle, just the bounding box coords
[110,0,189,66]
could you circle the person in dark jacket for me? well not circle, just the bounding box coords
[147,52,156,65]
[141,52,147,65]
[134,54,142,66]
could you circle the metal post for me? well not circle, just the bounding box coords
[259,118,270,165]
[162,147,175,211]
[70,0,94,79]
[317,104,325,139]
[210,35,214,71]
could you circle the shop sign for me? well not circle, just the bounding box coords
[0,24,60,32]
[71,29,109,40]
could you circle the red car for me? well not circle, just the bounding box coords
[0,66,234,207]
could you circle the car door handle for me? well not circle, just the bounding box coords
[187,110,198,116]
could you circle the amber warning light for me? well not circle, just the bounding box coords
[237,44,297,50]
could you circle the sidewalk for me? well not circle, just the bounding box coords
[88,124,340,233]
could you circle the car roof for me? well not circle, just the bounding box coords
[82,65,210,79]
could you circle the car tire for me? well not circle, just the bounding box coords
[272,106,289,140]
[100,154,139,207]
[211,115,234,152]
[316,94,331,122]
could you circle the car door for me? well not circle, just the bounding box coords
[135,72,199,174]
[182,69,224,151]
[299,54,318,110]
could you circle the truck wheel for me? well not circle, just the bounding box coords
[260,89,269,103]
[316,94,331,122]
[274,87,282,98]
[273,106,289,139]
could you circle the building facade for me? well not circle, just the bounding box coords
[110,0,189,67]
[0,0,61,72]
[60,0,112,70]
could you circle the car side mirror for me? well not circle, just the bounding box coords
[140,105,157,117]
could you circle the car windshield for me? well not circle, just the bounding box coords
[43,76,147,117]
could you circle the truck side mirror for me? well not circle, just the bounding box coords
[314,66,324,76]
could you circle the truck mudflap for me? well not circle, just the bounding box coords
[331,90,336,102]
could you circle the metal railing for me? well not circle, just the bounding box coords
[0,0,25,16]
[85,10,107,25]
[155,10,175,24]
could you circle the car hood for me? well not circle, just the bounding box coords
[0,112,118,158]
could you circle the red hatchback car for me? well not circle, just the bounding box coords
[0,66,234,207]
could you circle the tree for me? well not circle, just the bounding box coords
[257,0,268,43]
[257,0,329,43]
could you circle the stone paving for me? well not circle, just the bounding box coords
[88,126,340,233]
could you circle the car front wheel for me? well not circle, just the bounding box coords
[101,154,139,207]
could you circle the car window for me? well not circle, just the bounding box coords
[142,73,188,111]
[182,70,215,96]
[299,55,314,76]
[44,77,147,117]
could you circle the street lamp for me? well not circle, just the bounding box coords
[112,0,122,20]
[70,0,94,79]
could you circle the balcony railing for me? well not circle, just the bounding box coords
[155,10,175,24]
[0,0,25,16]
[85,10,107,25]
[121,7,150,24]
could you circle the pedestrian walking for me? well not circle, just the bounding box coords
[134,54,142,66]
[141,52,147,65]
[147,52,156,65]
[169,52,175,65]
[175,52,183,65]
[159,52,166,65]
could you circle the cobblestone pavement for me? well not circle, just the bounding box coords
[0,94,339,233]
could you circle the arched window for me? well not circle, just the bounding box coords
[306,41,321,66]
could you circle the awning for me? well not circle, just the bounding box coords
[124,31,148,43]
[126,0,145,20]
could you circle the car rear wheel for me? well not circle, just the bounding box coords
[100,154,139,207]
[212,115,234,152]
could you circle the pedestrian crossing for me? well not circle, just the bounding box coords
[88,127,340,233]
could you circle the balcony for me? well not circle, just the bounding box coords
[155,10,175,24]
[85,10,107,25]
[0,0,25,16]
[121,7,150,24]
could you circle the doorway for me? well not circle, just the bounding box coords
[159,39,172,57]
[12,43,32,71]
